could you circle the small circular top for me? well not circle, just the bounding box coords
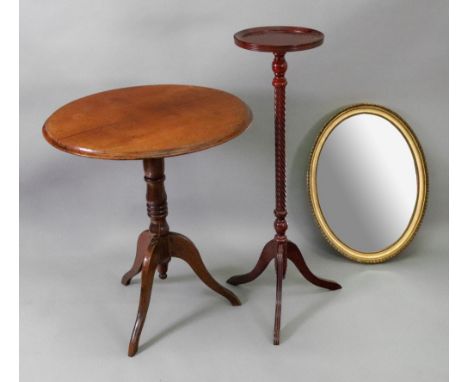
[43,85,252,160]
[234,26,324,53]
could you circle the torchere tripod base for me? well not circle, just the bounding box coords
[123,230,241,357]
[227,239,341,345]
[230,27,340,345]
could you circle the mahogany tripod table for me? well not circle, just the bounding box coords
[227,26,342,345]
[43,84,252,356]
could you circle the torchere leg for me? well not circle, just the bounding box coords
[287,241,342,291]
[121,230,152,286]
[274,243,288,281]
[170,232,241,306]
[128,246,159,357]
[226,52,341,345]
[273,243,285,345]
[227,240,276,285]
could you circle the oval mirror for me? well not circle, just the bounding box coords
[308,104,428,263]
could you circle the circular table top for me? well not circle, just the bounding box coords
[43,85,252,160]
[234,26,324,53]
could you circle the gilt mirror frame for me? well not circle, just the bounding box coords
[307,104,428,263]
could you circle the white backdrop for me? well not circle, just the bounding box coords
[20,1,447,381]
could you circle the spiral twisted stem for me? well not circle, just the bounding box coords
[272,53,288,242]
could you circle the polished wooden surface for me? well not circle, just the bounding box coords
[234,26,324,53]
[228,26,341,345]
[43,85,246,356]
[43,85,252,159]
[124,159,240,357]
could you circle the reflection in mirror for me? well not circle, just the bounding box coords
[308,105,427,263]
[317,114,417,252]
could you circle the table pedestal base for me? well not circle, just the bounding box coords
[122,158,240,357]
[227,239,341,345]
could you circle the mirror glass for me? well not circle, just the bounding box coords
[316,113,418,253]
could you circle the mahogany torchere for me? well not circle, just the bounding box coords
[228,26,342,345]
[43,85,252,356]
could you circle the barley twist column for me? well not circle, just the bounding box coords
[272,53,288,244]
[229,26,342,346]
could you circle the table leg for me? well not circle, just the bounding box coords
[170,232,240,306]
[121,230,152,285]
[157,263,168,279]
[126,158,240,356]
[128,244,159,357]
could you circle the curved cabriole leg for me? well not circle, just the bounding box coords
[170,232,241,306]
[121,230,152,286]
[273,243,285,345]
[287,241,342,291]
[225,52,342,346]
[128,247,158,357]
[125,159,241,356]
[128,158,170,357]
[227,240,276,285]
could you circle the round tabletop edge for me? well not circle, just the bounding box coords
[42,104,253,160]
[233,26,324,53]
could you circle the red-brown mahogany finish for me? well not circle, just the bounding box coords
[127,159,240,357]
[42,85,250,356]
[43,85,252,160]
[228,26,341,345]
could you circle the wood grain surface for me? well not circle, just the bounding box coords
[43,85,252,160]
